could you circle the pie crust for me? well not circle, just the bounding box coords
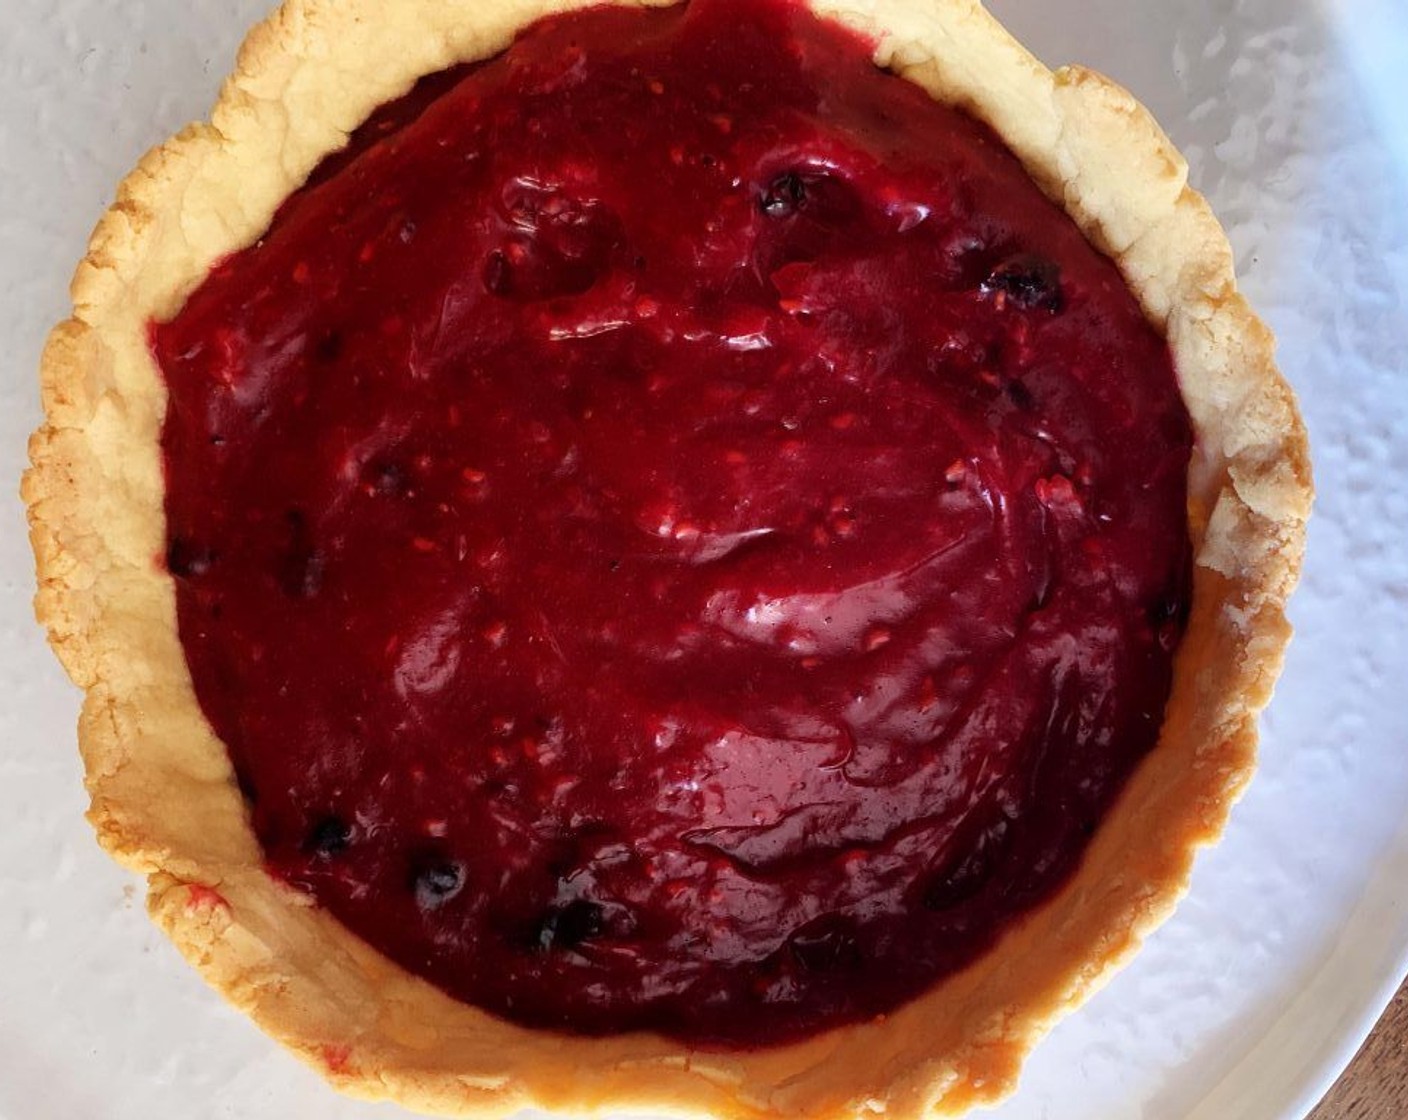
[24,0,1311,1117]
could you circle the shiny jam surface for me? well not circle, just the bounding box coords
[153,0,1193,1044]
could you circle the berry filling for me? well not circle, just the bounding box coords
[153,0,1193,1044]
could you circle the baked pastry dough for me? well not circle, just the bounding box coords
[24,0,1310,1116]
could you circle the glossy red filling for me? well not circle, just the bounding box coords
[153,0,1192,1045]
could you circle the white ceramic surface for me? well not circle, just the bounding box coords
[1,1,1405,1118]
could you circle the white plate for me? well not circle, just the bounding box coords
[2,1,1406,1117]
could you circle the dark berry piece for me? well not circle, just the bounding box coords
[365,460,409,497]
[981,254,1064,312]
[1006,378,1035,411]
[306,815,352,857]
[413,860,465,910]
[166,537,214,580]
[535,898,605,952]
[279,547,324,598]
[1147,593,1188,651]
[788,915,861,973]
[312,329,343,363]
[1147,594,1185,626]
[760,172,807,217]
[483,249,512,296]
[278,510,324,598]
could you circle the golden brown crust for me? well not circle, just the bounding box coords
[24,0,1311,1117]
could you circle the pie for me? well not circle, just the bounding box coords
[24,0,1311,1116]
